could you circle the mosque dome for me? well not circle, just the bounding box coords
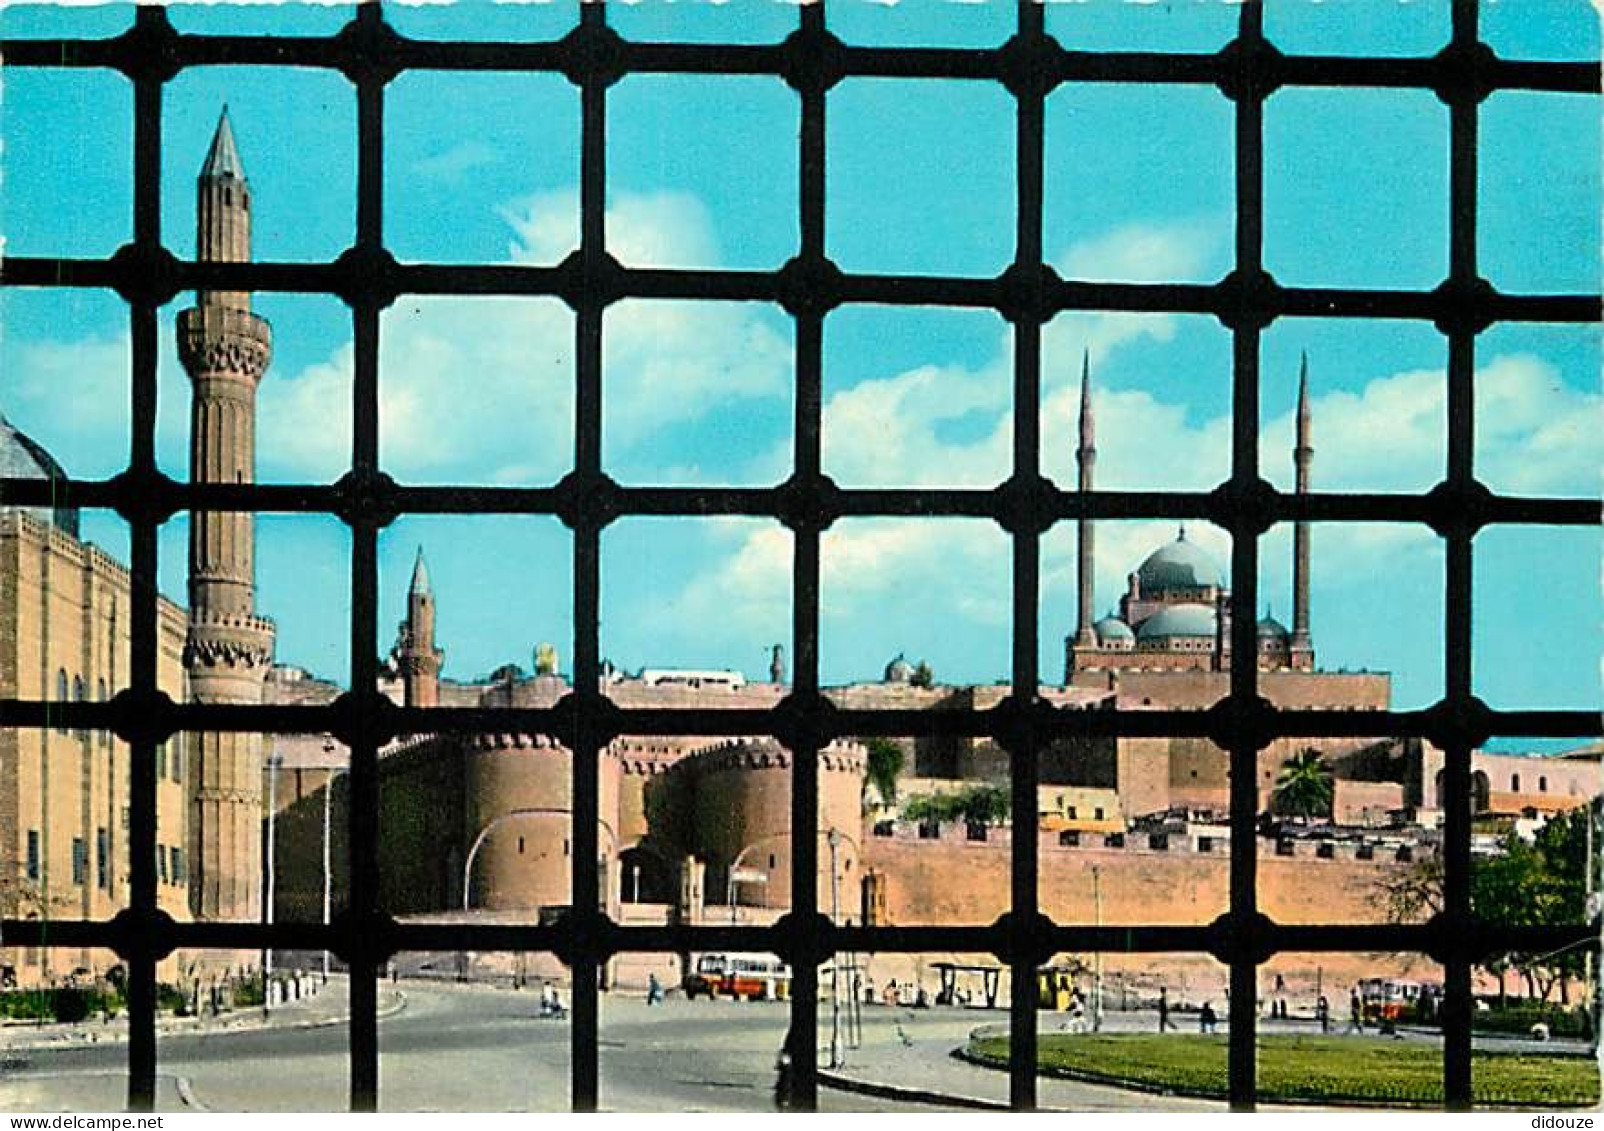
[1094,615,1134,645]
[1136,528,1221,591]
[1256,614,1290,641]
[884,654,915,683]
[1136,603,1217,641]
[0,415,79,537]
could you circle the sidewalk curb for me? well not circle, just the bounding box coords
[817,1066,1011,1111]
[172,1074,209,1112]
[0,989,408,1054]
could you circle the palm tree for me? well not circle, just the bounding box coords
[1272,747,1333,819]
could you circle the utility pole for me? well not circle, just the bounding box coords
[1092,864,1103,1032]
[321,765,345,982]
[263,752,280,1014]
[829,828,843,1069]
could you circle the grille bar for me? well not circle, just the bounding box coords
[0,0,1597,1114]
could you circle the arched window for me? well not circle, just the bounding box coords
[1512,773,1520,792]
[1539,776,1548,793]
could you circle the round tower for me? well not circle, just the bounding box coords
[180,108,276,922]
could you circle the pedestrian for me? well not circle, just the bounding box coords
[1158,986,1173,1033]
[1347,987,1365,1034]
[1065,992,1086,1033]
[1317,994,1330,1034]
[647,973,663,1006]
[540,981,555,1018]
[1199,1001,1217,1034]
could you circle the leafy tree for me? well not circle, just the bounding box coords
[902,783,1010,826]
[910,661,934,689]
[1378,798,1602,1005]
[1271,748,1334,819]
[1376,852,1445,923]
[962,783,1011,825]
[863,738,905,808]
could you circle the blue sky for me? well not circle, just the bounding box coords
[1,0,1598,740]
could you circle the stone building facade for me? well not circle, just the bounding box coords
[0,508,192,982]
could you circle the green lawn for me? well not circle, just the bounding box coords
[964,1033,1601,1108]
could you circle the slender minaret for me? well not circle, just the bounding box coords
[1290,353,1314,667]
[1074,350,1097,649]
[396,547,443,708]
[179,108,275,922]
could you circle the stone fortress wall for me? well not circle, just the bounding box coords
[265,662,1599,964]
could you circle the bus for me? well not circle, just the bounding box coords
[1358,978,1436,1024]
[683,953,792,1001]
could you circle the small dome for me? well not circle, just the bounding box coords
[0,414,79,537]
[1136,603,1217,640]
[884,654,915,683]
[1136,528,1222,591]
[1257,615,1290,640]
[1094,615,1134,644]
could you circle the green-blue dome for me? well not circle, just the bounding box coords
[1136,531,1222,591]
[1094,615,1134,644]
[1137,603,1217,640]
[1257,615,1289,640]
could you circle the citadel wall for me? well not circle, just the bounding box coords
[1071,668,1391,711]
[863,827,1408,929]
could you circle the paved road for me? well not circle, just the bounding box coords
[1,981,1583,1113]
[0,981,923,1112]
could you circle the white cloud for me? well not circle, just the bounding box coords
[3,335,130,478]
[277,190,787,484]
[677,220,1600,674]
[500,187,721,269]
[1055,217,1223,284]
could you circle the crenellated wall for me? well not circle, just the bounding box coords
[864,825,1413,929]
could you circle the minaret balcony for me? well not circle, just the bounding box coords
[178,305,272,379]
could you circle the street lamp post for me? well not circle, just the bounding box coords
[263,752,282,1015]
[828,827,843,1069]
[321,763,347,982]
[459,808,616,986]
[1092,863,1103,1032]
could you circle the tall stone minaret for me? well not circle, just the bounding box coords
[396,547,443,708]
[1065,351,1098,684]
[1290,353,1314,670]
[1074,350,1097,647]
[179,108,275,922]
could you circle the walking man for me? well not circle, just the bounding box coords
[1347,987,1365,1034]
[1158,986,1173,1033]
[647,972,663,1006]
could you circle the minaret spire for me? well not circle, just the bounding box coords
[1072,350,1098,659]
[397,546,444,708]
[180,107,275,922]
[1290,352,1314,666]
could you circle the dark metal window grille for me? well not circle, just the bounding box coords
[2,0,1599,1113]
